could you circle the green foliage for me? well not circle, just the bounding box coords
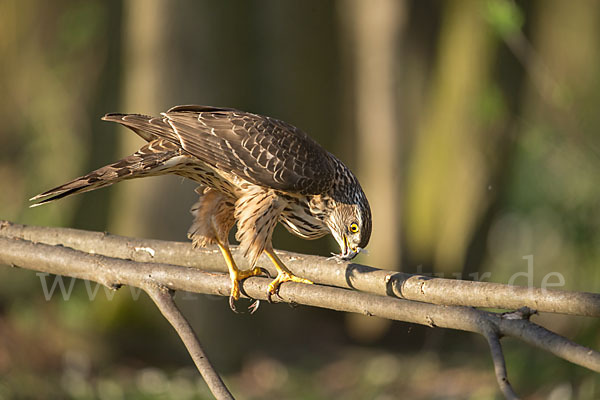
[484,0,525,37]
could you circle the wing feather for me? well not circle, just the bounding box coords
[104,105,335,194]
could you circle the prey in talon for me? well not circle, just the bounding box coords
[30,105,372,311]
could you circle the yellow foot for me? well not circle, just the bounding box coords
[267,271,313,302]
[229,266,264,313]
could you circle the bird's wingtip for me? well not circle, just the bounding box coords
[101,113,124,121]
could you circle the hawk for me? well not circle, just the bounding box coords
[31,105,372,311]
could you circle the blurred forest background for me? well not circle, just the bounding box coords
[1,0,600,398]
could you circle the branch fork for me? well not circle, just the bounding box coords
[1,221,598,399]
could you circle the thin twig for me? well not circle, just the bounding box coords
[483,325,518,400]
[144,284,234,400]
[2,221,599,317]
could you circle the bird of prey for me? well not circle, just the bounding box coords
[31,105,372,311]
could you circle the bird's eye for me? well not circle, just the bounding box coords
[349,222,359,233]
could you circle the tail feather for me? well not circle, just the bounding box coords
[30,139,183,207]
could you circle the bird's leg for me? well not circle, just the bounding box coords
[216,239,263,312]
[263,247,313,302]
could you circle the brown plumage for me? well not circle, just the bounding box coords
[31,105,372,311]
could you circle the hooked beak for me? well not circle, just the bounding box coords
[340,234,359,261]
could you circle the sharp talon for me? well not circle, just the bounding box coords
[229,296,239,313]
[230,296,259,314]
[266,286,284,304]
[266,270,312,302]
[217,241,262,314]
[248,300,260,314]
[259,267,271,278]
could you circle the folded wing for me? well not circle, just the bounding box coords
[104,105,336,195]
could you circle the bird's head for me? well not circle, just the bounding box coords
[326,192,372,261]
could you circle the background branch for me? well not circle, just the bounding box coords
[1,222,599,399]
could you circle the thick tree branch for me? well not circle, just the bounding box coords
[2,221,598,317]
[0,235,599,371]
[1,222,599,399]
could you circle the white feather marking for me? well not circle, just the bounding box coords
[163,155,189,168]
[166,118,186,149]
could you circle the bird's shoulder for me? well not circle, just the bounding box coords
[162,105,336,195]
